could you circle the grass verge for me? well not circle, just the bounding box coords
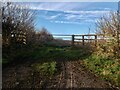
[83,54,120,88]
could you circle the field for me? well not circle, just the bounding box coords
[2,45,120,89]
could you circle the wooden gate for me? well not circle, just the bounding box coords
[53,34,97,46]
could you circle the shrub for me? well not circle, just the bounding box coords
[96,12,120,58]
[35,27,54,45]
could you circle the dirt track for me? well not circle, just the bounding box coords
[52,61,114,89]
[2,60,118,89]
[61,61,113,88]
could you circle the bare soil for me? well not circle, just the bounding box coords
[2,60,118,89]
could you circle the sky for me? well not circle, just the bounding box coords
[17,2,118,35]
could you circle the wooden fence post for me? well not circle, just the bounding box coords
[82,35,84,45]
[95,35,97,46]
[72,35,75,46]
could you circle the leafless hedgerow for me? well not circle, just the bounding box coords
[2,2,36,46]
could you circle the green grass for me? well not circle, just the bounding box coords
[3,45,120,88]
[30,61,58,87]
[83,54,120,87]
[3,46,90,64]
[32,61,57,78]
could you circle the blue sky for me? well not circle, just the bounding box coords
[19,2,118,35]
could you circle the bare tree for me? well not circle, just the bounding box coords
[35,27,54,45]
[2,2,35,46]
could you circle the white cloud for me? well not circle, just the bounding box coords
[43,10,111,24]
[50,21,82,24]
[46,14,61,20]
[64,10,110,15]
[65,14,79,20]
[24,2,112,23]
[29,9,115,25]
[19,2,92,11]
[12,2,116,25]
[13,2,115,14]
[50,19,98,24]
[30,3,67,11]
[63,10,110,21]
[84,19,96,22]
[44,10,110,19]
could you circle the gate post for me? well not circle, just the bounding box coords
[95,35,97,46]
[72,34,75,46]
[82,35,84,45]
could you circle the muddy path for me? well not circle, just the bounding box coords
[2,60,118,89]
[61,61,113,88]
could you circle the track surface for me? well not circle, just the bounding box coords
[56,61,113,89]
[2,60,117,89]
